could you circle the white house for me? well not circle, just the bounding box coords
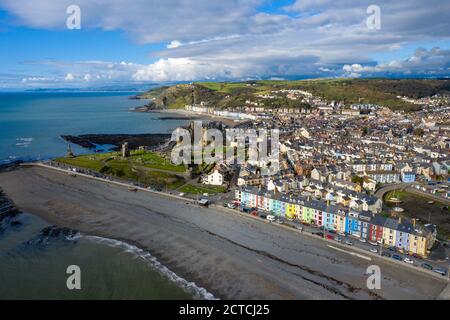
[202,169,224,186]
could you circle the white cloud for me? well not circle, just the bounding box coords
[167,40,181,49]
[64,73,75,81]
[22,76,53,83]
[1,0,449,85]
[342,47,450,77]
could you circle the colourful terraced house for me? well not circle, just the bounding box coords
[235,187,436,257]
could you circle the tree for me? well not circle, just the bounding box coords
[361,127,369,136]
[352,175,364,185]
[413,128,425,137]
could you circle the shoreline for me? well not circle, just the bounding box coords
[133,108,242,127]
[81,233,216,300]
[0,166,448,300]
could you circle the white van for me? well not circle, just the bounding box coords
[266,215,276,222]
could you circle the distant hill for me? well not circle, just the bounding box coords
[138,79,450,112]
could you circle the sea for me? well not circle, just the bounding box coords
[0,91,213,299]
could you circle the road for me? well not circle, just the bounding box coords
[0,166,448,300]
[376,183,450,205]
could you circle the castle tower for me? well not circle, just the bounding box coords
[66,143,75,158]
[121,142,130,158]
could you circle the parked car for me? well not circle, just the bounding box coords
[345,240,353,246]
[388,247,397,252]
[421,263,433,270]
[368,241,378,246]
[326,235,334,240]
[433,268,447,276]
[275,219,283,224]
[266,215,276,222]
[411,253,422,260]
[392,254,402,261]
[295,225,303,231]
[313,232,324,237]
[301,222,311,227]
[403,258,414,265]
[382,252,391,258]
[370,248,378,253]
[359,238,367,243]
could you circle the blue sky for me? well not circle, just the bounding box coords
[0,0,449,89]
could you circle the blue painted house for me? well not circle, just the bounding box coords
[401,171,416,183]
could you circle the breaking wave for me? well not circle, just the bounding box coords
[83,235,217,300]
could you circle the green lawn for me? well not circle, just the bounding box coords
[130,150,186,172]
[55,151,186,190]
[55,155,106,171]
[179,184,227,195]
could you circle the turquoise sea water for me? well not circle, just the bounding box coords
[0,213,206,300]
[0,92,188,163]
[0,92,212,299]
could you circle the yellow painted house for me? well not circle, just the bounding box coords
[382,227,396,247]
[408,233,427,256]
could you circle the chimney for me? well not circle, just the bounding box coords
[398,217,402,224]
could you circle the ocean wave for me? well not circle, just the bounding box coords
[15,137,33,148]
[83,235,217,300]
[16,138,34,142]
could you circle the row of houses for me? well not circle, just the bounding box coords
[185,104,257,120]
[235,186,437,257]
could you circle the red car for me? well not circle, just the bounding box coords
[326,235,334,240]
[411,253,423,260]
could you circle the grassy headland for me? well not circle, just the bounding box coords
[56,150,186,190]
[138,78,450,112]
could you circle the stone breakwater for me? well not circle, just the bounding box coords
[61,134,172,151]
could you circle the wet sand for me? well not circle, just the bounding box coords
[0,166,447,300]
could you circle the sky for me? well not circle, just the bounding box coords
[0,0,449,89]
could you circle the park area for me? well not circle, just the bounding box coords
[55,150,227,195]
[385,190,450,240]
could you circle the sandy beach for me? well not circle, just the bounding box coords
[0,166,448,300]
